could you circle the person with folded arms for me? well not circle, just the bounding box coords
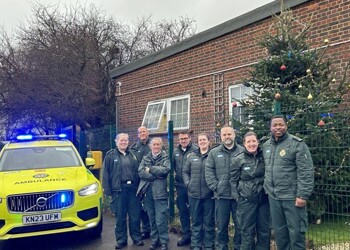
[137,137,170,250]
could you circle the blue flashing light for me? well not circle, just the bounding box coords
[321,113,334,118]
[60,193,67,203]
[58,133,67,139]
[16,134,33,141]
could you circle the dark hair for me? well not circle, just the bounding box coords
[243,131,258,142]
[271,115,287,124]
[178,129,191,137]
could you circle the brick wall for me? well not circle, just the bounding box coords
[115,0,350,142]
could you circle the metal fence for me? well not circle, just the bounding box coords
[237,106,350,249]
[79,109,350,249]
[77,124,116,158]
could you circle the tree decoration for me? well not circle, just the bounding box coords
[231,102,238,107]
[280,64,287,71]
[318,120,325,127]
[324,38,329,45]
[239,8,350,223]
[275,92,281,100]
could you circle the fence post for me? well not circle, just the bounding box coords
[109,124,115,149]
[168,120,175,222]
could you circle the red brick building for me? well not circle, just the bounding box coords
[110,0,350,142]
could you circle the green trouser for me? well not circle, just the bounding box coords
[269,197,308,250]
[215,198,241,250]
[143,187,169,245]
[188,196,215,249]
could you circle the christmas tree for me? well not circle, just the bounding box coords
[233,10,350,220]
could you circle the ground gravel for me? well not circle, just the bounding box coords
[316,242,350,250]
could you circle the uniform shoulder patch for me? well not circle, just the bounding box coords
[292,135,303,142]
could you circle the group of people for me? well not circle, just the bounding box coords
[102,115,314,250]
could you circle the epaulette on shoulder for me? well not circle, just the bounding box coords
[259,135,270,142]
[210,143,221,150]
[236,151,245,157]
[106,148,115,155]
[187,151,196,157]
[292,135,303,142]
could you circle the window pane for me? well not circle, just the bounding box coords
[142,102,165,130]
[182,98,188,112]
[230,84,253,123]
[170,98,189,129]
[231,85,252,102]
[231,87,242,100]
[242,85,252,97]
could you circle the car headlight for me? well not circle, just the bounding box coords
[78,183,99,196]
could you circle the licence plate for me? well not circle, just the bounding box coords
[22,212,61,225]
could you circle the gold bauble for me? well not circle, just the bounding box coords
[307,93,313,100]
[275,92,281,100]
[324,39,329,44]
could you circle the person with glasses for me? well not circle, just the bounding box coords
[173,130,198,246]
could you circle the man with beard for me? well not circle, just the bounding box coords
[263,115,314,250]
[205,125,244,250]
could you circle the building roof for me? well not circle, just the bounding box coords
[110,0,310,78]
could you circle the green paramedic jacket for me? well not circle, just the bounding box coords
[263,133,314,200]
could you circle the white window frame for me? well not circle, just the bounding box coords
[141,101,166,130]
[142,94,190,133]
[228,84,253,123]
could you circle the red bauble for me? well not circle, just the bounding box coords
[318,120,325,127]
[231,102,237,107]
[280,65,287,71]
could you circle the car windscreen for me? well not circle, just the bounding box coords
[0,146,81,171]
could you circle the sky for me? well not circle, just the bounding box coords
[1,0,275,34]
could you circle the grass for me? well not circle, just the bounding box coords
[307,215,350,247]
